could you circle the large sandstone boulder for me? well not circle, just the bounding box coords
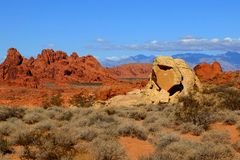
[106,56,202,106]
[145,56,201,103]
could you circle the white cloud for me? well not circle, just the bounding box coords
[211,38,220,43]
[89,36,240,52]
[224,37,233,42]
[96,38,105,43]
[105,55,130,61]
[151,40,158,44]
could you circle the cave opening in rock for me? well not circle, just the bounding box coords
[64,70,72,76]
[158,65,172,70]
[26,70,33,76]
[168,83,184,96]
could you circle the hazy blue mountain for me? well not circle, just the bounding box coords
[101,52,240,71]
[173,52,240,71]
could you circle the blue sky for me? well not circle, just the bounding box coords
[0,0,240,61]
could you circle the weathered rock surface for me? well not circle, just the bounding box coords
[0,48,148,107]
[0,48,116,88]
[107,56,202,106]
[193,61,240,89]
[194,61,223,81]
[107,63,152,79]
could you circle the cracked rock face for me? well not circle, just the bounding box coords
[145,56,202,103]
[106,56,202,107]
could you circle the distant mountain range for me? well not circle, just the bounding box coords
[101,52,240,71]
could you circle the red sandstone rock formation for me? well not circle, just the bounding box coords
[107,63,152,79]
[0,48,115,88]
[194,61,223,81]
[194,61,240,89]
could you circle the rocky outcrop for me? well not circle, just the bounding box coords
[0,48,116,88]
[107,56,202,106]
[107,63,152,79]
[193,61,240,89]
[0,48,39,88]
[3,48,23,66]
[145,56,202,103]
[194,61,223,81]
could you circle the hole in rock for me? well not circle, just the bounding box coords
[168,83,184,96]
[64,70,72,76]
[26,70,33,76]
[158,65,172,70]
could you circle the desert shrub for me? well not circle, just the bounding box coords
[54,110,73,121]
[153,133,180,150]
[23,112,45,124]
[33,120,56,132]
[236,122,240,136]
[201,130,231,144]
[174,94,213,130]
[69,93,95,108]
[90,136,127,160]
[72,127,99,141]
[141,140,197,160]
[16,129,77,160]
[145,123,162,133]
[144,115,159,124]
[233,140,240,153]
[205,86,240,110]
[224,116,237,125]
[45,106,69,120]
[0,122,16,136]
[141,140,235,160]
[0,137,11,155]
[41,93,64,108]
[88,112,118,127]
[178,122,204,136]
[117,123,148,140]
[0,106,25,121]
[144,104,169,112]
[11,129,40,146]
[104,108,116,115]
[116,107,147,120]
[193,142,235,160]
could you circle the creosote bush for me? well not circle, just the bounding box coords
[0,137,11,155]
[0,106,25,121]
[204,85,240,110]
[175,93,213,130]
[90,136,127,160]
[201,130,231,144]
[117,123,148,140]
